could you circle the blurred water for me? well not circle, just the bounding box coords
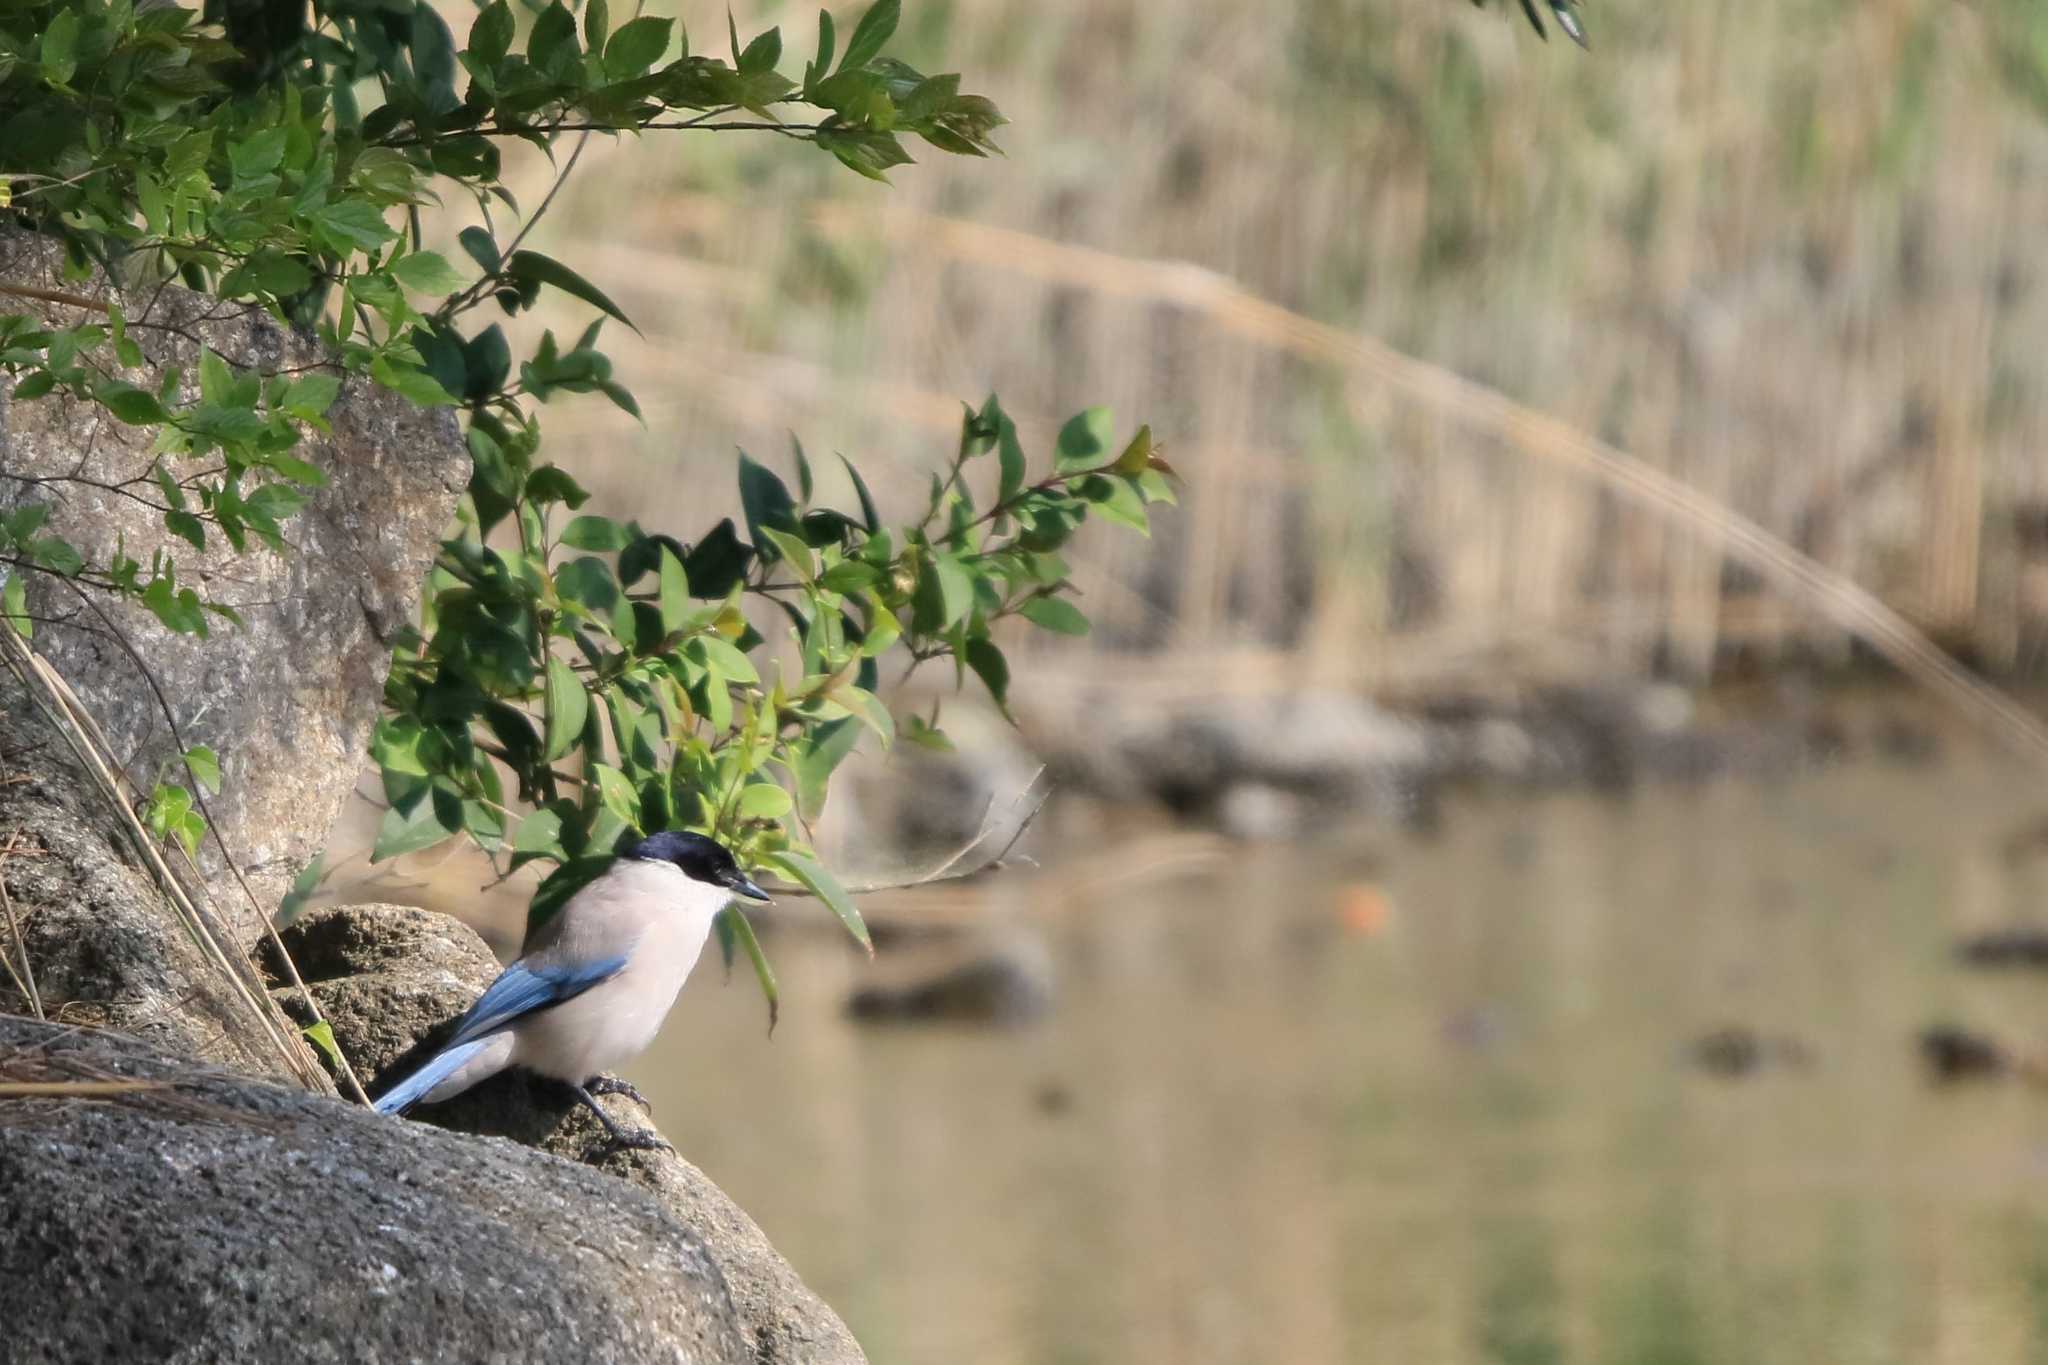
[632,757,2048,1364]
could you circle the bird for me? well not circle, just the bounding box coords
[372,830,772,1150]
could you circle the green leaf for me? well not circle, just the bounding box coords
[758,526,816,582]
[839,453,880,533]
[39,8,79,83]
[605,15,673,75]
[468,0,516,67]
[808,9,836,84]
[1055,407,1114,472]
[282,373,342,419]
[835,684,894,747]
[458,226,502,275]
[373,794,454,861]
[183,745,222,796]
[657,547,691,632]
[965,636,1011,712]
[2,574,29,641]
[391,251,466,295]
[765,849,871,952]
[819,561,879,593]
[590,763,640,824]
[737,24,782,74]
[720,904,780,1034]
[791,717,860,820]
[737,782,793,821]
[526,466,591,509]
[528,1,578,69]
[544,657,588,761]
[511,808,566,867]
[996,409,1027,505]
[312,200,397,253]
[738,449,799,548]
[302,1020,343,1070]
[370,356,456,407]
[697,633,760,684]
[505,251,636,332]
[838,0,899,71]
[229,127,288,179]
[913,555,974,632]
[1019,596,1089,635]
[560,514,635,551]
[100,384,168,426]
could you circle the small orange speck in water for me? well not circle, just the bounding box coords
[1337,883,1391,936]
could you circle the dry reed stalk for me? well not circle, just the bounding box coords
[800,204,2048,764]
[0,624,337,1094]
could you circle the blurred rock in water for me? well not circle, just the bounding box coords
[845,934,1055,1027]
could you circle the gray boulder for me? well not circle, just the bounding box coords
[0,1014,751,1365]
[0,229,467,910]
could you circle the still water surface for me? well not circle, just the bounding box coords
[634,756,2048,1364]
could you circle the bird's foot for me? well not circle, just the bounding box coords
[586,1075,652,1110]
[600,1126,675,1155]
[569,1082,673,1154]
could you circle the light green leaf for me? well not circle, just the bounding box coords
[590,763,641,824]
[302,1020,343,1070]
[657,547,691,632]
[697,633,759,684]
[1055,407,1114,472]
[391,251,466,294]
[182,745,222,796]
[2,574,29,641]
[765,849,871,952]
[736,782,794,821]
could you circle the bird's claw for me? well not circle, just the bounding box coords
[587,1075,652,1110]
[601,1127,674,1155]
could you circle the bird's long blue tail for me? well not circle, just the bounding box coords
[372,1037,494,1115]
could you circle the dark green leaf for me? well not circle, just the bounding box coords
[839,453,881,533]
[838,0,899,71]
[505,250,636,332]
[738,449,799,549]
[605,15,673,76]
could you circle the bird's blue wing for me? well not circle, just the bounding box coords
[440,954,629,1051]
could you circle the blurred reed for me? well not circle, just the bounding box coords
[447,0,2048,698]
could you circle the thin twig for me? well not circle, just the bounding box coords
[0,281,111,315]
[0,835,45,1020]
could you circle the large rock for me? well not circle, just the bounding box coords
[0,679,305,1084]
[262,902,867,1365]
[0,1014,752,1365]
[0,229,467,910]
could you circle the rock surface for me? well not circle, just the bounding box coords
[1,681,303,1083]
[0,1015,752,1365]
[262,902,867,1365]
[0,229,467,910]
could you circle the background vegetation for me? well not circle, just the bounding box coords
[504,0,2048,714]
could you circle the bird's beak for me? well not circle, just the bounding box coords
[731,875,773,904]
